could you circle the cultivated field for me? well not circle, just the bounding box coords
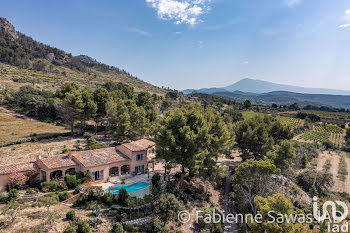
[242,112,303,129]
[316,151,350,193]
[276,116,303,129]
[299,123,345,148]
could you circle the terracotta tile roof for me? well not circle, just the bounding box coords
[71,147,130,168]
[0,162,37,175]
[39,155,78,170]
[121,139,155,152]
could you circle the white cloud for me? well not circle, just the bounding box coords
[339,24,350,28]
[241,61,249,65]
[145,0,211,25]
[284,0,303,8]
[344,9,350,21]
[127,27,151,36]
[339,9,350,29]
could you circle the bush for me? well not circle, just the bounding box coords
[0,192,9,202]
[143,194,152,203]
[152,173,160,187]
[64,224,77,233]
[153,193,184,223]
[112,222,123,233]
[103,192,114,206]
[77,220,90,233]
[117,189,128,205]
[66,210,76,221]
[123,224,140,233]
[7,189,18,202]
[65,174,79,189]
[115,213,122,222]
[59,191,71,201]
[152,219,170,233]
[74,186,81,194]
[40,181,65,192]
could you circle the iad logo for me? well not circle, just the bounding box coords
[313,196,348,223]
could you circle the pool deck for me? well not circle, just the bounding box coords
[95,173,153,191]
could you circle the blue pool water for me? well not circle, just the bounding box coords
[107,182,150,194]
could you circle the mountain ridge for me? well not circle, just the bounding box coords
[183,78,350,96]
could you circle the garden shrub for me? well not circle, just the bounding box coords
[143,194,152,203]
[77,220,90,233]
[66,210,76,221]
[40,181,65,192]
[112,222,123,233]
[59,191,71,201]
[115,213,122,222]
[74,186,81,194]
[65,174,79,189]
[64,225,77,233]
[7,189,18,202]
[152,173,160,187]
[103,192,114,206]
[117,189,128,205]
[0,192,9,202]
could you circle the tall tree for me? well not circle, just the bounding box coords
[80,87,97,133]
[235,115,292,160]
[155,104,209,186]
[248,192,310,233]
[111,100,131,143]
[93,87,110,134]
[54,89,84,135]
[232,159,281,214]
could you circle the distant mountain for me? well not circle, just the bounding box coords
[182,87,227,95]
[213,91,350,109]
[0,17,165,94]
[183,78,350,109]
[224,78,350,95]
[183,78,350,96]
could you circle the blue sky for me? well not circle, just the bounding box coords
[1,0,350,90]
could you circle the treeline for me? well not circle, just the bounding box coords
[1,81,158,142]
[303,104,350,113]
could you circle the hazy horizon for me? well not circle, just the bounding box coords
[1,0,350,90]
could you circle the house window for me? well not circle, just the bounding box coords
[134,165,145,174]
[92,170,104,181]
[136,154,143,161]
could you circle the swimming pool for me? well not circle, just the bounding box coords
[106,182,150,195]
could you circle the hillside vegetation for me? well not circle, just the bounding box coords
[0,17,165,95]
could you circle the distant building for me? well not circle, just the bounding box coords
[0,139,156,191]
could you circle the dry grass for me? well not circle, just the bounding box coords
[0,137,86,165]
[0,107,68,143]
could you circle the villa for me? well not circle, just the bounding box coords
[0,139,156,192]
